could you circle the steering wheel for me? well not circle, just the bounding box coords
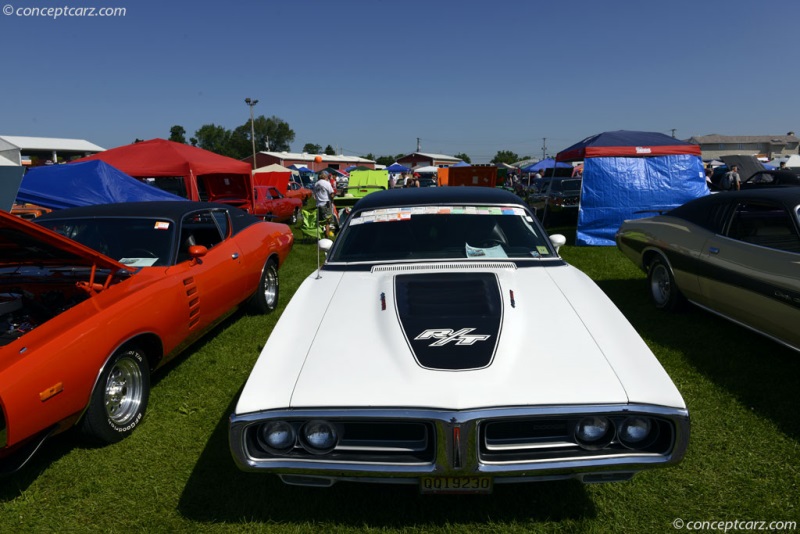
[124,248,157,258]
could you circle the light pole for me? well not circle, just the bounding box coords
[245,97,259,170]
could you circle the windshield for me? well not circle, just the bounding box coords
[37,217,176,267]
[329,205,556,263]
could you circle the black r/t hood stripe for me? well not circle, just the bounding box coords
[395,272,502,370]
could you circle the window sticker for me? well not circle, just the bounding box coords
[119,257,159,267]
[355,206,528,222]
[154,221,170,230]
[465,243,508,258]
[536,246,551,256]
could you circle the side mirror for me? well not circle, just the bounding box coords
[188,245,208,257]
[318,238,333,252]
[549,234,567,253]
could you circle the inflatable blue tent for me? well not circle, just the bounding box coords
[16,160,186,209]
[555,130,707,246]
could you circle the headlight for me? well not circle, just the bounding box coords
[574,416,614,450]
[618,417,657,449]
[300,420,338,454]
[257,421,296,454]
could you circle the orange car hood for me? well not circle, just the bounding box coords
[0,210,130,272]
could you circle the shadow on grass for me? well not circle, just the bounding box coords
[177,397,596,527]
[597,278,800,442]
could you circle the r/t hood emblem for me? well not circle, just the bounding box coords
[415,328,491,346]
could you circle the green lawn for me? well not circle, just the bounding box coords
[1,225,798,533]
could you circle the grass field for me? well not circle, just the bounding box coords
[1,224,799,533]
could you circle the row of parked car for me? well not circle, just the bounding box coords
[2,159,799,492]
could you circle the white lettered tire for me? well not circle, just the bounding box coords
[81,345,150,444]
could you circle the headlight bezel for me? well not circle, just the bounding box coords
[256,420,297,455]
[574,416,615,450]
[618,416,659,449]
[299,419,339,455]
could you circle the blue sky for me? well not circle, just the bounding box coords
[2,0,798,163]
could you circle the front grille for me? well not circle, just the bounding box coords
[231,406,689,479]
[246,420,435,464]
[480,416,675,463]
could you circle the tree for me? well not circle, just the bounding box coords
[252,115,294,153]
[375,155,396,166]
[169,125,186,144]
[454,152,471,164]
[303,143,322,154]
[361,153,376,161]
[197,115,296,160]
[490,150,520,165]
[194,124,234,157]
[324,145,336,156]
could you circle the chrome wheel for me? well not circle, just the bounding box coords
[647,256,684,311]
[649,263,672,307]
[104,354,145,426]
[263,263,279,309]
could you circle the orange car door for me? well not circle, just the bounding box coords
[166,209,246,335]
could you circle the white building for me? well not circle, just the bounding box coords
[0,135,105,166]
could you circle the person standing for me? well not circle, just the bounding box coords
[314,171,335,232]
[721,165,741,191]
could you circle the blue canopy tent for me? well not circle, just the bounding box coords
[555,130,707,246]
[16,160,187,210]
[452,161,470,168]
[521,158,573,173]
[386,163,411,173]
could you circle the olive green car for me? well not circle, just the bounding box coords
[616,188,800,352]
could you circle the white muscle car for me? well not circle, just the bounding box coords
[230,187,689,492]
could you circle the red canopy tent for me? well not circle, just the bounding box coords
[253,164,294,195]
[76,139,254,212]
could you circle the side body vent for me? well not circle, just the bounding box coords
[183,276,201,329]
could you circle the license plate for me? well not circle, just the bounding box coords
[420,476,493,494]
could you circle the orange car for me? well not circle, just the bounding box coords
[0,201,293,474]
[286,180,313,205]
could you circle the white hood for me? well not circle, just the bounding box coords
[236,262,686,415]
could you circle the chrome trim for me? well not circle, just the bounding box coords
[689,299,800,353]
[372,262,517,273]
[230,404,689,485]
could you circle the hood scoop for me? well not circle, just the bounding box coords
[395,272,502,371]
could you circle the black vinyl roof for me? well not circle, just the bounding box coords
[350,186,528,213]
[36,201,261,234]
[669,188,800,220]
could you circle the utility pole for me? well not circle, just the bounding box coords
[244,97,259,170]
[671,129,676,138]
[541,138,547,160]
[416,138,421,152]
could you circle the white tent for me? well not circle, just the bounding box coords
[413,165,439,173]
[768,154,800,169]
[254,163,298,175]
